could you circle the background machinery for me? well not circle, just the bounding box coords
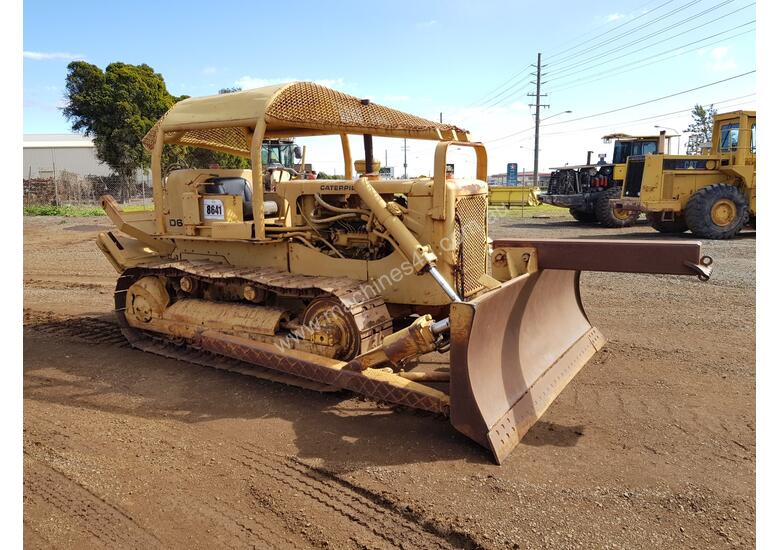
[541,132,674,227]
[96,82,712,463]
[613,110,755,239]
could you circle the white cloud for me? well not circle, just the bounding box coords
[23,51,85,61]
[605,13,625,22]
[415,20,437,28]
[697,46,737,72]
[201,66,218,75]
[234,76,345,90]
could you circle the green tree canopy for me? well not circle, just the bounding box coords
[64,64,249,200]
[684,104,717,155]
[63,61,181,198]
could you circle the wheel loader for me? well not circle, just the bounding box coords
[541,132,675,227]
[612,111,756,239]
[96,82,713,463]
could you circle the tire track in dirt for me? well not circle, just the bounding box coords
[23,310,335,390]
[24,279,110,291]
[25,410,311,549]
[23,519,53,550]
[24,310,128,347]
[23,454,162,549]
[234,442,482,549]
[25,403,479,549]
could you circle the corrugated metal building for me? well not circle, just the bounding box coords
[23,134,112,179]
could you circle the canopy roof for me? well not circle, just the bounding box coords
[142,82,470,156]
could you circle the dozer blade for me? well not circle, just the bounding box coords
[449,269,605,464]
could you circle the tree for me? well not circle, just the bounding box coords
[684,104,717,155]
[63,62,181,202]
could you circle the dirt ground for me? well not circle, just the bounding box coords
[23,211,755,549]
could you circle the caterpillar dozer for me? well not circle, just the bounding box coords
[96,82,713,463]
[612,111,756,239]
[541,132,675,227]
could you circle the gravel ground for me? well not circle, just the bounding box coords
[23,212,755,549]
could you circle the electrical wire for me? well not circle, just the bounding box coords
[463,63,534,109]
[483,71,755,143]
[546,0,715,68]
[544,2,754,82]
[545,0,677,61]
[542,70,755,126]
[540,94,755,136]
[546,23,755,94]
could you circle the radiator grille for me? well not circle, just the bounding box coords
[454,194,488,297]
[624,157,645,198]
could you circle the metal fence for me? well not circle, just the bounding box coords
[23,171,153,207]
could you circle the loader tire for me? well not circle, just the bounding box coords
[594,187,639,228]
[684,183,748,240]
[647,212,688,234]
[569,208,597,223]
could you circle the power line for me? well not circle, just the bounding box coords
[460,0,721,122]
[461,0,680,114]
[543,70,755,127]
[545,0,678,61]
[545,2,754,82]
[486,94,754,152]
[546,0,713,68]
[546,23,755,94]
[541,94,756,135]
[483,70,754,143]
[462,63,534,109]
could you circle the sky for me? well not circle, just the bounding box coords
[23,0,756,177]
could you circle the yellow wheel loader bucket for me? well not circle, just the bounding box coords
[450,270,603,463]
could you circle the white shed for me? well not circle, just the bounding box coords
[23,134,112,179]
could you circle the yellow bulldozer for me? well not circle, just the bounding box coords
[96,82,713,463]
[612,110,756,239]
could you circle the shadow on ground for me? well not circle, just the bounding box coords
[23,324,587,471]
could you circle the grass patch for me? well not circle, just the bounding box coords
[23,204,106,217]
[122,204,154,212]
[488,203,569,219]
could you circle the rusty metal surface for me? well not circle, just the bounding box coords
[113,264,450,415]
[492,238,712,279]
[114,275,339,392]
[122,260,393,355]
[199,331,450,415]
[449,269,602,464]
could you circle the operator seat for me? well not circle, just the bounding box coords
[204,177,254,220]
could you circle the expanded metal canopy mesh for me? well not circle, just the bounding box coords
[142,81,469,155]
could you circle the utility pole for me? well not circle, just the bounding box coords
[439,112,443,123]
[528,52,549,187]
[402,138,409,178]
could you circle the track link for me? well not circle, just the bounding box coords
[23,309,338,392]
[117,259,393,354]
[114,260,395,392]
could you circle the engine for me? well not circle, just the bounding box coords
[548,165,614,195]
